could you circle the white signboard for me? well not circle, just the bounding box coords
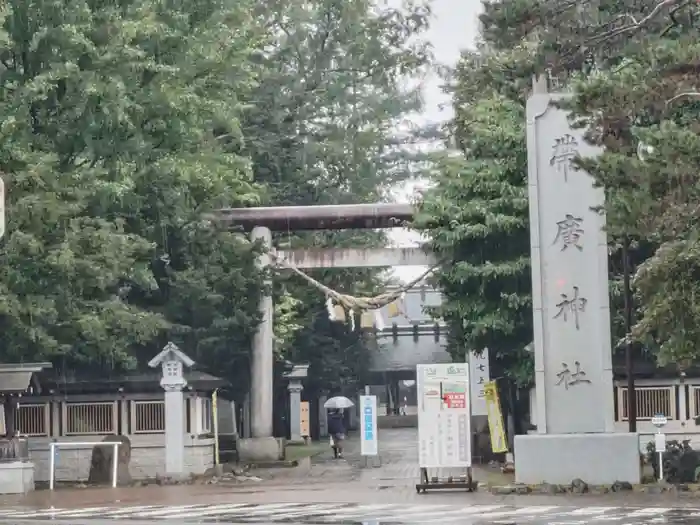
[416,363,471,468]
[468,348,490,416]
[360,395,378,456]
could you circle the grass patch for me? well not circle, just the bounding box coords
[285,441,329,461]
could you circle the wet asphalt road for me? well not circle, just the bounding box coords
[1,502,700,524]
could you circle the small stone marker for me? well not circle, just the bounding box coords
[88,435,132,486]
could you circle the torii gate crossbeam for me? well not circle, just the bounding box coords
[214,203,434,461]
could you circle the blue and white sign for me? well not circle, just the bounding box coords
[360,395,378,456]
[651,413,668,429]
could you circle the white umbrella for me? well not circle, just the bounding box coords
[324,396,355,409]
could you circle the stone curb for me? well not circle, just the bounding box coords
[489,481,700,496]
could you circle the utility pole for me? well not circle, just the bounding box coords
[622,238,636,432]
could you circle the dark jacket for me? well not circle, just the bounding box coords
[327,411,346,435]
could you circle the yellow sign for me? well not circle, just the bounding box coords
[300,401,310,438]
[483,381,508,454]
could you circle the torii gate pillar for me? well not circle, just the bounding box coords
[237,226,281,461]
[217,204,433,461]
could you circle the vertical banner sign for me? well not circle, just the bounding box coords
[483,381,508,454]
[416,364,471,468]
[360,395,378,456]
[300,402,310,438]
[468,348,491,416]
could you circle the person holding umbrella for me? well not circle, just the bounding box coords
[327,409,346,458]
[324,396,354,459]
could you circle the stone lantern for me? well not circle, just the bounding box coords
[148,342,194,477]
[283,364,309,443]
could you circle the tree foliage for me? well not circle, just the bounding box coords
[475,0,700,366]
[0,0,432,398]
[0,0,264,380]
[242,0,432,394]
[417,52,533,386]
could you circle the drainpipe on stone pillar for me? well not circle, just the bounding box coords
[212,388,221,473]
[622,238,637,432]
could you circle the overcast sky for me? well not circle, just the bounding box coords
[389,0,483,281]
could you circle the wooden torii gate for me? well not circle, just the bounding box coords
[213,203,435,460]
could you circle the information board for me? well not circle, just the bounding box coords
[360,395,378,456]
[416,364,471,468]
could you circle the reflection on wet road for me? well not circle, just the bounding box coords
[1,502,700,524]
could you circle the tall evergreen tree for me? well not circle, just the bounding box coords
[244,0,433,393]
[417,51,533,386]
[477,0,700,366]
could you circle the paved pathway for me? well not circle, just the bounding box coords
[293,428,506,488]
[1,501,700,524]
[4,427,700,520]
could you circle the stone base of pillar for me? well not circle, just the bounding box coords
[0,461,34,494]
[238,437,285,462]
[161,472,189,483]
[514,433,640,485]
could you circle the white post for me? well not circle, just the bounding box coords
[164,386,185,475]
[49,442,55,490]
[652,414,667,483]
[111,443,119,488]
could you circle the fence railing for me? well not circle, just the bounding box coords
[618,386,675,421]
[15,404,49,437]
[14,397,208,437]
[200,398,212,433]
[63,402,117,435]
[690,386,700,419]
[132,401,165,434]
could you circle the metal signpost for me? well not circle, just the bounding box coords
[415,363,475,493]
[651,413,667,482]
[50,441,121,489]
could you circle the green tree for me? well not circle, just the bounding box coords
[416,52,533,387]
[0,0,264,383]
[478,0,700,365]
[244,0,433,393]
[0,0,434,400]
[245,0,431,206]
